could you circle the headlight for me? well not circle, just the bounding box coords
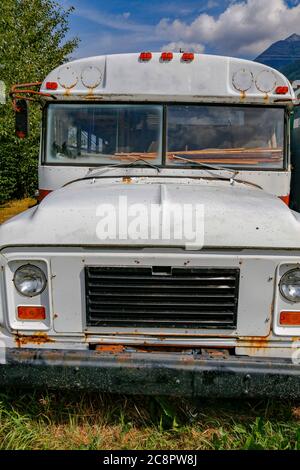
[13,264,47,297]
[279,268,300,302]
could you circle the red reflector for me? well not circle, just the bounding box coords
[280,311,300,326]
[37,189,52,202]
[45,82,58,90]
[275,86,289,95]
[16,131,26,139]
[279,194,290,206]
[18,306,46,320]
[182,52,194,62]
[161,52,173,61]
[139,52,152,61]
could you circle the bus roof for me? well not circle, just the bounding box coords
[40,52,295,104]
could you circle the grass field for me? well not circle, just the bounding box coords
[0,392,299,450]
[0,199,299,450]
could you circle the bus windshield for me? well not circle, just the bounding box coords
[46,103,285,169]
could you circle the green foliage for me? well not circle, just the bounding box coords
[0,391,299,449]
[0,0,78,204]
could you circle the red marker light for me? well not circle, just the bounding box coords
[279,195,290,206]
[45,82,58,90]
[37,189,52,202]
[16,131,26,139]
[161,52,173,61]
[275,86,289,95]
[139,52,152,61]
[182,52,194,62]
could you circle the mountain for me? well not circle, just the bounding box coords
[255,34,300,70]
[280,59,300,82]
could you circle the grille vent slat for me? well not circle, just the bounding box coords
[85,266,239,329]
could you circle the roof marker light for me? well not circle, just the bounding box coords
[45,82,58,90]
[275,86,289,95]
[139,52,152,61]
[182,52,194,62]
[161,52,173,61]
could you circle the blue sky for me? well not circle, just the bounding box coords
[60,0,300,59]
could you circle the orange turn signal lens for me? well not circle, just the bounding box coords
[17,306,46,320]
[280,311,300,326]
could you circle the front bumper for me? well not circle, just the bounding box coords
[1,348,300,397]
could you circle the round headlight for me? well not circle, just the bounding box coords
[13,264,47,297]
[279,268,300,302]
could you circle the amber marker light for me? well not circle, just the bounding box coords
[17,306,46,320]
[280,311,300,326]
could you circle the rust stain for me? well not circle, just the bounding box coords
[237,335,271,354]
[15,332,55,347]
[180,355,196,364]
[122,176,132,184]
[116,353,132,362]
[95,344,125,353]
[87,88,94,96]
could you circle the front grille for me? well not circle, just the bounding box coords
[85,266,239,329]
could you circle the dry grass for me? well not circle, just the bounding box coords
[0,198,36,224]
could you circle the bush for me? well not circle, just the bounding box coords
[0,0,78,204]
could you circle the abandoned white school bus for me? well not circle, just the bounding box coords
[1,52,300,397]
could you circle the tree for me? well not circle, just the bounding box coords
[0,0,79,204]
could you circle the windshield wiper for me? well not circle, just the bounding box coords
[172,154,238,177]
[172,154,262,189]
[63,158,161,187]
[86,158,161,178]
[62,155,262,191]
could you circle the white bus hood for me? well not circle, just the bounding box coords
[1,178,300,249]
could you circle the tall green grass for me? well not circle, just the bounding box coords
[0,390,299,450]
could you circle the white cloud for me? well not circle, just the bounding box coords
[161,41,205,53]
[156,0,300,56]
[72,5,152,34]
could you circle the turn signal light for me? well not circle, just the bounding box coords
[17,306,46,320]
[280,311,300,325]
[139,52,152,61]
[182,52,194,62]
[275,86,289,95]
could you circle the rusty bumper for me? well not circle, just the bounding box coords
[0,348,300,397]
